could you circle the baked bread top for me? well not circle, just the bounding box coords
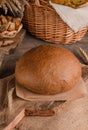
[15,45,82,95]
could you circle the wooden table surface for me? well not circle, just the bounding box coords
[0,31,88,78]
[0,31,88,130]
[14,31,88,65]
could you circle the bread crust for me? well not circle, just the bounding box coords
[15,45,82,95]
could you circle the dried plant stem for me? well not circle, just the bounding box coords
[7,87,15,112]
[0,0,28,17]
[79,47,88,64]
[35,0,40,5]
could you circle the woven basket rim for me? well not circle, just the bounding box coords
[0,24,23,38]
[22,0,87,44]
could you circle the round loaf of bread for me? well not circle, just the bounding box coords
[15,45,82,95]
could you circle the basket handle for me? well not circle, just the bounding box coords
[35,0,40,5]
[23,0,30,7]
[34,0,54,11]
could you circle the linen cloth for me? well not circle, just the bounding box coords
[50,1,88,32]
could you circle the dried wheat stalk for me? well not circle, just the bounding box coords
[7,87,15,112]
[0,0,28,17]
[79,47,88,64]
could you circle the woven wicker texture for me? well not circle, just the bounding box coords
[22,0,87,44]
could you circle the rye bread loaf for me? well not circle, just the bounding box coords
[15,45,82,95]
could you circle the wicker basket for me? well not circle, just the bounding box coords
[0,24,23,39]
[23,0,87,44]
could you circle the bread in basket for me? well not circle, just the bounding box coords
[0,15,22,39]
[51,0,87,8]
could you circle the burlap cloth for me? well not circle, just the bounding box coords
[15,95,88,130]
[15,77,88,130]
[0,76,88,130]
[50,1,88,32]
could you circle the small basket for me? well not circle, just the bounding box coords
[0,24,23,39]
[23,0,87,44]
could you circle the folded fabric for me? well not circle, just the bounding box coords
[16,78,87,101]
[50,1,88,32]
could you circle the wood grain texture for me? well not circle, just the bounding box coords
[0,31,88,130]
[0,31,88,78]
